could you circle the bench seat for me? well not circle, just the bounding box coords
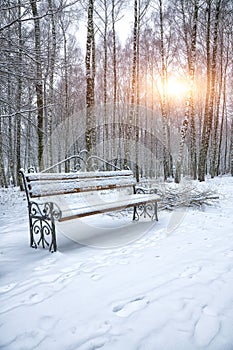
[59,193,160,221]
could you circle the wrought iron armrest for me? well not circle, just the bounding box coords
[133,186,159,221]
[135,186,157,194]
[29,201,62,221]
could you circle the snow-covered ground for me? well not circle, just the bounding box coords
[1,176,233,350]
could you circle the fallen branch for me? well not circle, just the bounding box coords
[155,183,219,211]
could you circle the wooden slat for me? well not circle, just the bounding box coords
[28,176,136,198]
[26,170,133,182]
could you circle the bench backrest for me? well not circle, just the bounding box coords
[22,170,136,199]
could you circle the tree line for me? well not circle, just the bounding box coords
[0,0,233,187]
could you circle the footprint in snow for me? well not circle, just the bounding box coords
[34,258,56,272]
[77,323,111,350]
[78,337,107,350]
[224,250,233,258]
[91,274,101,281]
[61,263,83,273]
[113,296,149,318]
[39,315,57,331]
[180,266,201,278]
[0,282,17,293]
[194,313,220,347]
[118,259,129,265]
[81,264,98,273]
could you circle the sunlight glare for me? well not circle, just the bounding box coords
[157,76,189,99]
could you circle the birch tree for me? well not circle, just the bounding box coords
[85,0,96,153]
[174,0,199,183]
[159,0,169,180]
[47,0,57,167]
[231,118,233,176]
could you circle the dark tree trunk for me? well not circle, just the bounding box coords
[210,31,224,178]
[198,0,222,181]
[0,117,8,187]
[16,0,23,189]
[47,0,57,167]
[30,0,44,170]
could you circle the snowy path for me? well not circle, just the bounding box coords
[0,176,233,349]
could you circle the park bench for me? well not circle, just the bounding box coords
[20,155,160,252]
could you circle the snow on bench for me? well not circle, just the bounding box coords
[20,169,160,252]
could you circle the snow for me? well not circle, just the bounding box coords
[26,170,133,181]
[23,170,136,198]
[58,193,160,221]
[28,176,136,197]
[1,176,233,350]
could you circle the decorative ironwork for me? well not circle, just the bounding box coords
[28,201,62,252]
[135,187,157,195]
[41,151,121,173]
[133,202,158,221]
[20,169,60,252]
[133,186,158,221]
[86,155,121,171]
[29,201,62,220]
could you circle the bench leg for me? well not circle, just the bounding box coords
[133,206,137,221]
[154,202,158,221]
[29,216,57,252]
[133,202,158,221]
[28,202,59,252]
[28,214,37,249]
[50,219,57,252]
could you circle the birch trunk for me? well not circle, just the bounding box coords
[231,118,233,176]
[112,0,117,164]
[125,0,138,169]
[159,0,169,180]
[60,21,70,171]
[103,0,108,161]
[175,0,199,183]
[47,0,56,167]
[86,0,96,153]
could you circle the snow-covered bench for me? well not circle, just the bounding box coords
[20,168,160,252]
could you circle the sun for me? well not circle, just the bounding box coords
[166,77,188,97]
[157,76,189,99]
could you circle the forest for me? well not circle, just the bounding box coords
[0,0,233,187]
